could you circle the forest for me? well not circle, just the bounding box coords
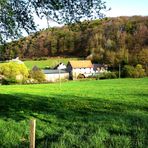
[0,16,148,70]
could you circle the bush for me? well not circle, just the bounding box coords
[99,72,117,79]
[41,57,48,60]
[29,69,46,83]
[33,58,38,61]
[1,78,17,85]
[88,74,100,80]
[121,65,135,78]
[122,64,146,78]
[0,62,29,84]
[44,66,51,69]
[135,64,146,78]
[33,57,48,61]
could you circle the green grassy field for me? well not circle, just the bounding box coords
[0,57,79,69]
[0,78,148,147]
[23,57,79,69]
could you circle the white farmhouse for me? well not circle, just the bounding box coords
[67,60,94,79]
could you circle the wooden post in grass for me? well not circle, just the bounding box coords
[119,63,121,78]
[30,119,36,148]
[59,69,61,89]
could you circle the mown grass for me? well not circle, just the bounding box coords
[23,57,79,69]
[0,78,148,147]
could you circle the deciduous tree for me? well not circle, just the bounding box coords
[0,0,108,43]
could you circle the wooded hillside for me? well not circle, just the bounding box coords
[0,16,148,68]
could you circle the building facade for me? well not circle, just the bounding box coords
[67,60,94,79]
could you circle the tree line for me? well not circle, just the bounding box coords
[0,16,148,71]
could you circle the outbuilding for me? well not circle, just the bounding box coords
[43,69,69,82]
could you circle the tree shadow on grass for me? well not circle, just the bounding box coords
[0,93,147,121]
[0,93,148,147]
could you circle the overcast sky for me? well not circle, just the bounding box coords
[34,0,148,30]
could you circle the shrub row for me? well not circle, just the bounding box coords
[98,72,117,79]
[121,64,146,78]
[96,64,146,80]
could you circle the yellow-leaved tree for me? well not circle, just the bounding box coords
[0,62,29,84]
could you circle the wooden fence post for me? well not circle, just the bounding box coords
[30,119,36,148]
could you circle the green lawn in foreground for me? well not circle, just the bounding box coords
[23,57,79,69]
[0,78,148,147]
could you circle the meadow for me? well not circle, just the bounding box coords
[0,57,79,69]
[0,78,148,147]
[23,57,79,69]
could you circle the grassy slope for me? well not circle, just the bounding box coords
[0,78,148,147]
[23,57,80,69]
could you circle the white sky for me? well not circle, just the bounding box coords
[33,0,148,30]
[105,0,148,17]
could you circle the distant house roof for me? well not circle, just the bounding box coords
[93,64,108,71]
[54,63,67,70]
[68,60,93,68]
[93,64,102,71]
[43,69,68,74]
[10,57,24,64]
